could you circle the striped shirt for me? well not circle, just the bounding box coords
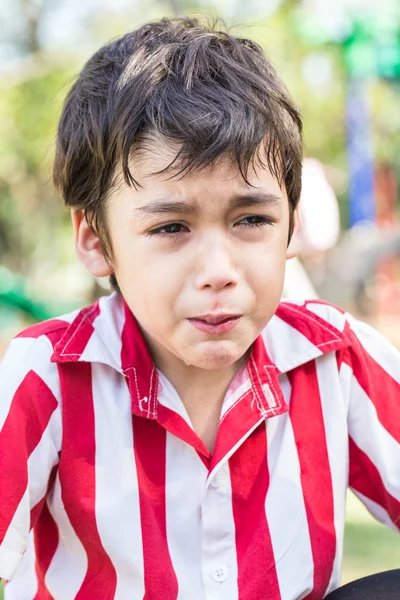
[0,292,399,599]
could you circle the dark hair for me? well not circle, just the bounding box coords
[53,16,303,291]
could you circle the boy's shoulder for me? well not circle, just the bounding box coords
[2,293,127,374]
[276,298,347,330]
[9,305,83,358]
[15,313,77,343]
[0,305,84,388]
[263,298,352,373]
[0,295,128,422]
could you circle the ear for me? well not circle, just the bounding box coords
[286,205,302,260]
[71,210,113,278]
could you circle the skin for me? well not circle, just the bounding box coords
[72,141,297,451]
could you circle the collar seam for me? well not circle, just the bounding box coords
[125,365,159,419]
[54,304,99,359]
[280,302,344,343]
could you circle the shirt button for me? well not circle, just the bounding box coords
[211,564,229,583]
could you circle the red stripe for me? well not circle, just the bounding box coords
[16,320,68,340]
[29,465,59,530]
[0,372,58,544]
[33,504,57,600]
[211,390,267,471]
[133,417,178,600]
[121,301,154,376]
[288,362,336,599]
[349,437,400,526]
[276,303,346,350]
[122,303,178,598]
[336,347,349,371]
[33,467,59,600]
[157,403,211,466]
[58,363,117,599]
[230,422,281,600]
[344,332,400,444]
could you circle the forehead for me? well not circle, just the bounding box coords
[125,138,287,204]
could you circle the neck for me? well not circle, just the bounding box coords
[158,359,247,454]
[160,359,244,406]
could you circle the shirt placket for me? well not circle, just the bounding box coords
[199,379,288,599]
[201,460,239,600]
[125,337,289,599]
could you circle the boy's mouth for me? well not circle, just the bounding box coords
[188,314,242,334]
[196,314,240,324]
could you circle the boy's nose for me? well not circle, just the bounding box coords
[193,235,240,291]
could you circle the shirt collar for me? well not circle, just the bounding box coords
[51,293,351,419]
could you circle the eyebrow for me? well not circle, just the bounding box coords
[136,192,283,216]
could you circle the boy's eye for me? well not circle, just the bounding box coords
[147,216,273,237]
[148,223,188,236]
[236,215,274,227]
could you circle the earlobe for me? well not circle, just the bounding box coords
[71,210,112,278]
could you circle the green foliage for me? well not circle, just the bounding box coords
[0,63,76,274]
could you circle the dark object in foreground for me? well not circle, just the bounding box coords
[326,570,400,599]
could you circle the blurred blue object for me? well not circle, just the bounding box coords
[346,79,376,227]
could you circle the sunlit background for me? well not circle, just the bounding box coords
[0,0,399,591]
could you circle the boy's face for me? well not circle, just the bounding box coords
[76,142,295,373]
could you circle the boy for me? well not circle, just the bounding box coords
[0,16,399,600]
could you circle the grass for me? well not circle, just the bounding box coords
[342,492,400,584]
[0,494,397,598]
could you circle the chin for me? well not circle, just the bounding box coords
[185,343,244,370]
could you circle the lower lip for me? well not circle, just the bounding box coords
[188,316,241,334]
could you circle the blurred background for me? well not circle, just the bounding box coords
[0,0,399,590]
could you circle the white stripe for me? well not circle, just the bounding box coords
[305,302,346,333]
[0,489,30,579]
[316,355,349,594]
[339,362,352,412]
[201,463,239,600]
[0,337,37,370]
[80,295,125,370]
[165,435,208,600]
[27,410,62,512]
[348,371,400,502]
[92,363,145,599]
[157,371,192,425]
[3,533,38,600]
[350,488,400,532]
[345,313,400,384]
[266,375,314,599]
[220,365,250,419]
[44,475,88,599]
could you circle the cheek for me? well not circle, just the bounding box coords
[119,256,180,317]
[250,240,287,280]
[246,247,286,310]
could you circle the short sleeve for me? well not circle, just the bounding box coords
[0,335,62,580]
[339,313,400,531]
